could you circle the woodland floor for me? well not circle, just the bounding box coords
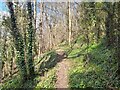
[1,44,119,90]
[55,48,71,89]
[55,58,71,89]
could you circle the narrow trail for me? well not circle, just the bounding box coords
[55,58,71,89]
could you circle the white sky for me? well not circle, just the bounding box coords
[0,0,119,2]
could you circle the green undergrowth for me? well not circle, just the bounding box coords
[0,76,21,90]
[34,67,56,89]
[0,75,38,90]
[33,50,58,89]
[1,68,56,90]
[1,50,58,90]
[68,42,119,89]
[35,50,58,76]
[34,50,56,66]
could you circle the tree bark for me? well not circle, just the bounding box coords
[116,1,120,79]
[7,2,27,82]
[39,1,44,55]
[9,45,14,78]
[105,3,115,47]
[33,0,38,56]
[68,1,72,46]
[27,2,35,79]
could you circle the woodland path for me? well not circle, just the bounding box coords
[55,49,71,89]
[55,59,71,89]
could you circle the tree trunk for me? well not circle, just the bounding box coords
[49,23,52,50]
[0,30,2,82]
[0,60,2,83]
[2,32,7,78]
[105,3,115,47]
[68,1,72,46]
[9,45,14,78]
[33,0,38,56]
[116,1,120,79]
[7,2,27,82]
[39,2,44,56]
[27,2,35,79]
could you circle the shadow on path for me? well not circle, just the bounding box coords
[39,50,67,76]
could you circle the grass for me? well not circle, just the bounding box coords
[68,42,119,89]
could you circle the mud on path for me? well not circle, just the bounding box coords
[55,59,71,89]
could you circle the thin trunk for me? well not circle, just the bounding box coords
[9,45,14,78]
[94,21,100,43]
[105,4,114,47]
[47,5,52,50]
[38,1,44,57]
[68,1,72,46]
[0,62,1,83]
[44,9,51,51]
[24,25,27,65]
[2,32,7,78]
[0,30,2,83]
[49,23,52,50]
[33,0,38,56]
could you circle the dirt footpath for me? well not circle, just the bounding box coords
[55,59,71,89]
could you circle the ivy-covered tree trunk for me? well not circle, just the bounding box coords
[0,60,2,83]
[117,1,120,79]
[2,31,7,78]
[7,2,27,82]
[33,0,38,56]
[105,12,112,47]
[9,45,14,78]
[105,3,115,47]
[0,30,2,83]
[39,2,44,55]
[27,2,35,79]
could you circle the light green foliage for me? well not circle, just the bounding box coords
[0,76,21,90]
[1,2,119,90]
[0,75,38,90]
[34,51,57,89]
[68,48,81,58]
[35,50,57,72]
[34,68,56,89]
[69,43,119,88]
